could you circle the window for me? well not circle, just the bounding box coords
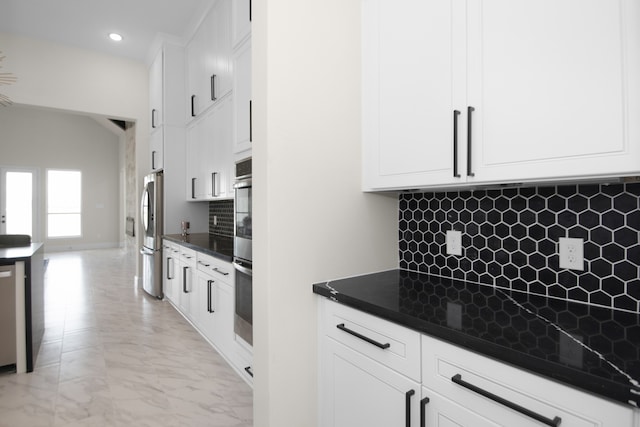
[47,170,82,238]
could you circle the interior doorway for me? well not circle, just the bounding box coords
[0,167,39,241]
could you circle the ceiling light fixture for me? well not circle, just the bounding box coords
[109,33,123,42]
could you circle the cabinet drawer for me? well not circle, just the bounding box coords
[422,335,634,427]
[178,246,196,265]
[196,253,233,283]
[321,299,420,382]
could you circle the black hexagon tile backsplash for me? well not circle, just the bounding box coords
[399,183,640,313]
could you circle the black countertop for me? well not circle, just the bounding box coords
[163,233,234,263]
[313,269,640,408]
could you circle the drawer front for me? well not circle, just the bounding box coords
[179,246,196,265]
[196,253,234,284]
[321,299,420,381]
[422,335,634,427]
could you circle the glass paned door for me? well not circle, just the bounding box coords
[0,169,36,238]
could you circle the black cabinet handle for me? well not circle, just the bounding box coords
[336,323,390,349]
[211,74,217,101]
[405,389,415,427]
[152,150,157,170]
[151,108,156,128]
[166,257,173,280]
[213,267,229,276]
[467,106,475,177]
[182,266,189,293]
[451,374,561,427]
[420,397,430,427]
[453,110,461,178]
[245,366,253,377]
[249,100,253,143]
[207,280,214,313]
[249,0,252,22]
[191,178,196,199]
[211,172,218,197]
[191,95,196,117]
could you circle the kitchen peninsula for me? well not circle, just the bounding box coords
[0,242,44,373]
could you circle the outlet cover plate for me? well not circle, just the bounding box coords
[559,237,584,270]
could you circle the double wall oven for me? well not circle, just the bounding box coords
[233,158,252,346]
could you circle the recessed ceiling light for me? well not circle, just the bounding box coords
[109,33,123,42]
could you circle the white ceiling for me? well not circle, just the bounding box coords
[0,0,215,62]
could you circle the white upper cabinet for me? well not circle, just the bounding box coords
[186,96,234,201]
[363,0,640,191]
[149,51,163,130]
[232,0,251,47]
[233,39,252,155]
[363,0,462,190]
[186,0,232,120]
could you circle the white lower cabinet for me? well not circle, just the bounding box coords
[162,242,179,304]
[422,335,635,427]
[177,247,197,320]
[321,338,420,427]
[162,239,253,387]
[319,299,637,427]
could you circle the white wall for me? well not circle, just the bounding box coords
[0,105,121,250]
[252,1,399,425]
[0,32,148,266]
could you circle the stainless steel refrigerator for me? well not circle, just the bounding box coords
[140,171,163,298]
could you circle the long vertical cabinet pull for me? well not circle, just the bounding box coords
[420,397,430,427]
[210,75,217,101]
[191,95,196,117]
[453,110,461,178]
[211,172,218,197]
[191,178,196,199]
[151,151,157,170]
[249,0,252,21]
[151,109,157,128]
[249,100,253,142]
[207,280,215,313]
[467,106,475,177]
[182,266,189,293]
[166,257,173,280]
[405,389,415,427]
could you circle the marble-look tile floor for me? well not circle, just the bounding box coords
[0,249,253,427]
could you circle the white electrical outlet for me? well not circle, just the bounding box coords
[559,237,584,270]
[213,215,218,226]
[446,230,462,256]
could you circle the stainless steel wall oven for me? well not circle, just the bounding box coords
[233,158,252,345]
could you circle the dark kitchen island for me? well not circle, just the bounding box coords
[0,243,45,373]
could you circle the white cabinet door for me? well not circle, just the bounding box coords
[186,0,232,121]
[233,39,252,155]
[232,0,251,47]
[186,97,234,201]
[320,337,420,427]
[362,0,463,191]
[466,0,640,185]
[196,271,216,340]
[162,244,179,304]
[150,129,163,171]
[214,281,234,357]
[149,50,163,129]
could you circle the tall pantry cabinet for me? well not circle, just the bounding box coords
[147,42,208,233]
[362,0,640,191]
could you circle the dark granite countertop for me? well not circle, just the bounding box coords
[313,269,640,408]
[0,243,44,263]
[163,233,233,263]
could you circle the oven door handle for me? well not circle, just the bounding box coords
[233,261,253,276]
[233,179,252,189]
